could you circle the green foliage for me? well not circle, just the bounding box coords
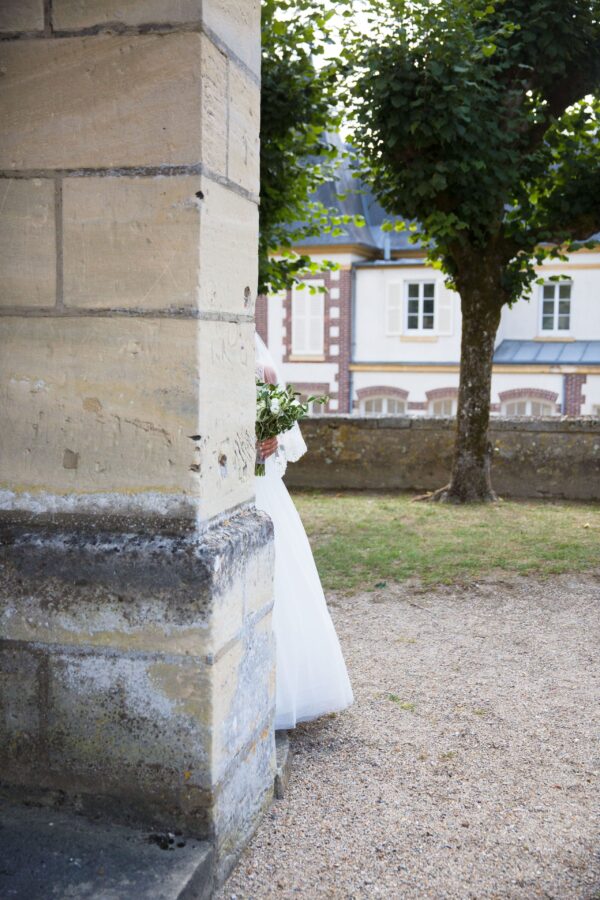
[345,0,600,303]
[260,0,347,294]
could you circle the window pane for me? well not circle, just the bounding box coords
[558,300,570,316]
[407,298,419,315]
[423,298,434,314]
[542,315,554,330]
[543,285,555,299]
[531,402,541,416]
[542,300,555,315]
[407,314,419,329]
[558,315,570,330]
[559,284,571,299]
[408,284,419,299]
[422,314,434,329]
[423,283,435,298]
[387,398,405,414]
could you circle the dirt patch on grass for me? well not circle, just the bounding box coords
[220,573,600,899]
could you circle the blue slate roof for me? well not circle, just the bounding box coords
[494,340,600,365]
[294,139,423,253]
[293,137,600,255]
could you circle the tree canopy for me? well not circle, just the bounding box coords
[347,0,600,297]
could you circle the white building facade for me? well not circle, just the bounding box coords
[256,171,600,417]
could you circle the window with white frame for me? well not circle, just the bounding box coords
[361,396,406,416]
[291,282,324,355]
[406,282,435,331]
[502,397,556,416]
[540,282,571,332]
[429,397,456,416]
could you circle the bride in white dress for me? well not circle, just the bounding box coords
[254,334,353,731]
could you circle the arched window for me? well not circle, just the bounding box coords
[426,388,458,417]
[499,390,558,417]
[356,387,408,416]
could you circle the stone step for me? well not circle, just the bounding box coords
[0,801,213,900]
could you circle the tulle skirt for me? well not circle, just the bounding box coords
[254,471,353,730]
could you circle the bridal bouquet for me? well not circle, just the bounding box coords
[255,380,327,476]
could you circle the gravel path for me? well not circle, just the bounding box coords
[219,574,600,899]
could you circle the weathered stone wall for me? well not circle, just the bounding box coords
[0,0,268,885]
[285,417,600,500]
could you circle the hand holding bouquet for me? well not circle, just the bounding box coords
[256,379,327,476]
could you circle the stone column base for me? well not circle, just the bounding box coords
[0,508,275,881]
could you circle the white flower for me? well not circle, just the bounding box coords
[271,399,281,413]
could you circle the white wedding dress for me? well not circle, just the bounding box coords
[254,336,353,730]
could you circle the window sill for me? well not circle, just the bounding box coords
[399,335,439,343]
[535,335,575,341]
[288,355,327,362]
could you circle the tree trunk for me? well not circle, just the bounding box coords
[439,266,504,503]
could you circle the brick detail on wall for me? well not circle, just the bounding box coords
[407,401,426,411]
[281,266,352,412]
[337,268,352,413]
[356,386,409,401]
[498,388,559,404]
[563,374,587,416]
[425,387,459,401]
[255,293,268,344]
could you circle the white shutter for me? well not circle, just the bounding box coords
[436,289,454,335]
[386,283,403,335]
[291,289,309,354]
[308,292,324,354]
[292,282,324,355]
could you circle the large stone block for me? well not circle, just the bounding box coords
[0,316,255,522]
[0,179,56,307]
[63,174,258,315]
[63,176,203,311]
[51,1,261,77]
[53,0,201,29]
[0,317,197,502]
[0,0,44,32]
[227,63,260,195]
[203,0,261,76]
[200,36,228,176]
[0,33,225,170]
[196,319,256,520]
[0,511,273,658]
[198,179,259,315]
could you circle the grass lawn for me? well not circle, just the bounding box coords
[292,490,600,592]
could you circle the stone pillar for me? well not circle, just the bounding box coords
[0,0,270,882]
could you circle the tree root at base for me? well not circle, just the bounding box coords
[412,484,499,504]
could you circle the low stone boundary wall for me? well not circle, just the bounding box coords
[285,417,600,500]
